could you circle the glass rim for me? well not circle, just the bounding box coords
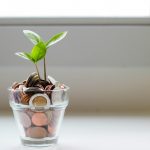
[10,100,68,110]
[8,85,70,92]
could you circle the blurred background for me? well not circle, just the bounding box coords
[0,0,150,114]
[1,1,150,149]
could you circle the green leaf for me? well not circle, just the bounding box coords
[15,52,34,62]
[23,30,42,45]
[31,42,46,62]
[46,31,67,48]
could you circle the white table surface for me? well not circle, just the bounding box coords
[1,114,150,150]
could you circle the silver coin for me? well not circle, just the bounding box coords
[51,87,64,104]
[29,94,50,109]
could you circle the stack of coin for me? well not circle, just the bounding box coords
[11,73,67,140]
[51,84,66,104]
[17,109,61,139]
[11,72,67,105]
[11,83,26,103]
[20,93,32,105]
[25,72,40,87]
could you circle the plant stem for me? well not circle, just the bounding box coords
[35,63,41,79]
[44,57,47,80]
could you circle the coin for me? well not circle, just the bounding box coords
[26,127,48,138]
[12,82,23,89]
[47,76,57,85]
[49,110,61,127]
[32,96,47,106]
[29,94,50,107]
[19,84,25,91]
[48,125,56,135]
[25,72,40,87]
[45,110,53,123]
[45,84,55,100]
[34,84,44,90]
[38,80,50,88]
[32,112,48,126]
[22,80,27,85]
[21,93,32,105]
[13,90,21,103]
[26,109,34,117]
[51,87,64,103]
[23,87,44,94]
[18,112,31,128]
[45,84,55,91]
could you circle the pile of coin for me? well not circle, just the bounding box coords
[17,109,62,139]
[11,72,66,106]
[10,73,68,140]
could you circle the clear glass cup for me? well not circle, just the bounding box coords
[9,86,69,147]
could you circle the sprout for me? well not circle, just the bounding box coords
[16,30,67,80]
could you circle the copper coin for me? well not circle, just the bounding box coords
[19,84,25,91]
[45,110,53,123]
[21,94,32,105]
[22,80,27,85]
[49,110,61,127]
[32,112,48,126]
[12,82,20,89]
[48,125,56,135]
[26,127,48,138]
[18,112,31,128]
[32,95,47,107]
[26,109,34,117]
[13,90,21,103]
[45,85,55,91]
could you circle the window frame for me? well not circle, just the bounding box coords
[0,17,150,26]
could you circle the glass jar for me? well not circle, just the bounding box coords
[9,86,69,147]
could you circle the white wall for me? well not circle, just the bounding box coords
[1,21,150,112]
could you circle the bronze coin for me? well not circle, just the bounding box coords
[12,82,20,89]
[45,85,55,91]
[48,125,56,135]
[12,90,21,103]
[32,112,48,126]
[22,80,27,85]
[26,109,35,118]
[45,84,55,100]
[21,94,32,105]
[18,84,25,91]
[49,110,61,127]
[18,112,31,128]
[26,127,48,138]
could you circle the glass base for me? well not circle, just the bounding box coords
[21,137,58,147]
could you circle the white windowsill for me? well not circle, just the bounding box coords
[1,115,150,150]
